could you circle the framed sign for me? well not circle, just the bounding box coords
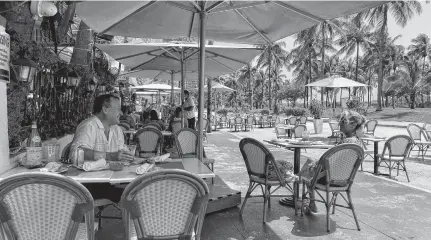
[0,21,9,83]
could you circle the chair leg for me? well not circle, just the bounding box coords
[326,190,331,232]
[240,182,254,215]
[347,191,361,231]
[403,161,410,182]
[300,182,306,216]
[267,186,271,208]
[263,184,269,223]
[294,182,298,216]
[332,193,338,214]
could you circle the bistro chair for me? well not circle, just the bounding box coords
[239,138,297,222]
[423,123,431,140]
[144,122,162,131]
[229,118,236,131]
[218,116,227,128]
[407,124,431,161]
[364,120,378,136]
[292,125,307,139]
[174,128,215,183]
[286,116,297,126]
[244,116,254,131]
[328,121,341,143]
[254,115,261,127]
[298,116,307,125]
[118,122,130,131]
[234,117,243,132]
[260,115,270,128]
[135,128,164,158]
[0,172,96,240]
[121,169,209,240]
[63,143,120,228]
[135,123,144,129]
[275,126,288,139]
[301,144,364,232]
[376,135,413,182]
[120,121,132,129]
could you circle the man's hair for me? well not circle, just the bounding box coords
[184,90,189,95]
[150,110,159,121]
[93,94,120,114]
[174,107,182,118]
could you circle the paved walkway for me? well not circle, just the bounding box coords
[95,122,431,239]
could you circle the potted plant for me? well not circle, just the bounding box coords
[309,99,324,134]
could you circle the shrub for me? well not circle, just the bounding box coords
[216,109,229,116]
[346,97,368,116]
[260,109,270,115]
[282,107,308,117]
[309,100,324,119]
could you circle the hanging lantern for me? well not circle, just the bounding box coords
[11,57,38,82]
[67,70,81,87]
[87,83,96,92]
[98,85,106,92]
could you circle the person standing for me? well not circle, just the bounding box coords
[182,90,196,130]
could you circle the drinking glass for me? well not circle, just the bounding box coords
[127,145,137,156]
[301,131,310,141]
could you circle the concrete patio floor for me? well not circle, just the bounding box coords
[96,122,431,239]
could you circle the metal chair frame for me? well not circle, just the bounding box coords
[377,135,413,182]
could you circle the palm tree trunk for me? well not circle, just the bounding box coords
[308,51,312,107]
[268,51,272,110]
[410,90,416,109]
[355,43,359,83]
[321,21,326,103]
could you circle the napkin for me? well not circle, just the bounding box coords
[136,163,154,175]
[149,153,171,163]
[83,158,109,171]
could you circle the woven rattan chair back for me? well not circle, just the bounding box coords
[288,117,297,125]
[171,121,182,134]
[120,121,132,129]
[275,127,286,138]
[329,121,340,132]
[147,122,163,130]
[121,170,209,240]
[239,138,282,179]
[235,117,243,125]
[0,173,94,240]
[175,128,199,158]
[247,116,254,125]
[229,118,235,126]
[62,142,72,160]
[423,123,431,140]
[407,124,425,142]
[135,128,163,158]
[298,116,307,124]
[381,135,413,158]
[221,116,227,122]
[365,120,378,134]
[135,123,144,129]
[118,122,130,131]
[142,125,159,130]
[262,115,268,122]
[310,144,364,189]
[292,125,307,138]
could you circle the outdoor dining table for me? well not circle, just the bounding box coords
[0,158,215,184]
[361,137,386,175]
[263,139,334,207]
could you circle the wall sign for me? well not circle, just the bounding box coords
[0,21,9,83]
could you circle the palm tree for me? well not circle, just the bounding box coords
[336,20,374,82]
[256,43,288,110]
[238,65,255,109]
[356,1,422,111]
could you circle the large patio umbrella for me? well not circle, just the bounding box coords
[97,42,261,106]
[76,0,386,160]
[131,83,181,91]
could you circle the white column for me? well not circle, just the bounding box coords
[0,81,11,174]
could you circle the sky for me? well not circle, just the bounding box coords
[279,1,431,81]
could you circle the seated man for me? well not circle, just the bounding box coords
[69,94,134,203]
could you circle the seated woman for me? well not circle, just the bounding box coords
[337,110,366,145]
[140,111,151,125]
[120,105,136,128]
[150,110,166,130]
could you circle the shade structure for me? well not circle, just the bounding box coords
[76,0,386,160]
[306,76,368,88]
[121,69,200,87]
[131,83,181,91]
[135,91,170,96]
[97,43,261,76]
[77,1,386,45]
[197,82,235,93]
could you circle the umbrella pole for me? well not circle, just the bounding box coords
[197,8,206,160]
[171,71,174,106]
[181,49,185,128]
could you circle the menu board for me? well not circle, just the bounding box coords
[0,30,9,83]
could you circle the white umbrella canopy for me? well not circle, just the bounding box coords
[135,91,170,96]
[131,83,181,91]
[77,1,386,45]
[306,76,368,88]
[96,43,262,77]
